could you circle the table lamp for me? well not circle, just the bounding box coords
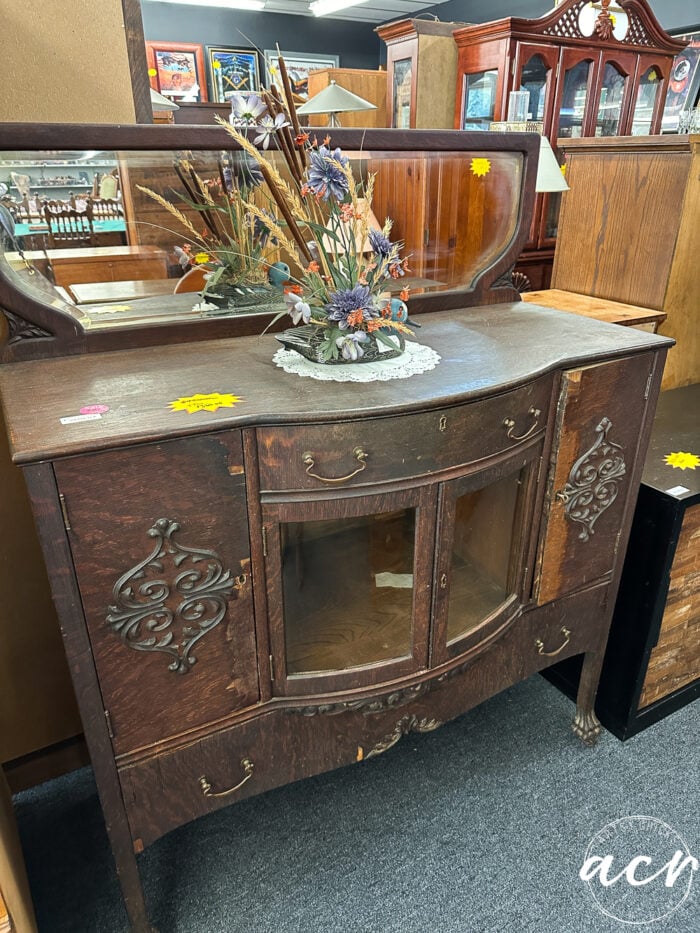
[150,88,180,111]
[296,80,376,127]
[535,135,569,193]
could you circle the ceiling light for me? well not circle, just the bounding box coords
[144,0,265,10]
[309,0,369,17]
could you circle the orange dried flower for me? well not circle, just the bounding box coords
[295,132,310,146]
[366,319,383,332]
[400,288,410,302]
[346,309,365,327]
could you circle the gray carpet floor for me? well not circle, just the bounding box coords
[13,676,699,933]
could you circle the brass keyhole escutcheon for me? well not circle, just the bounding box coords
[439,415,447,432]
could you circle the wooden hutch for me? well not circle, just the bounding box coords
[0,123,672,931]
[453,0,686,290]
[376,18,470,129]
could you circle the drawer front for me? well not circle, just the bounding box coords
[257,374,552,491]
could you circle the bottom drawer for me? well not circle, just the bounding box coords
[120,584,610,849]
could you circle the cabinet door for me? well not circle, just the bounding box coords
[551,48,599,142]
[387,41,417,128]
[512,43,560,250]
[263,484,438,696]
[535,354,656,605]
[590,52,637,137]
[513,44,559,125]
[627,56,669,135]
[54,432,259,756]
[432,445,541,664]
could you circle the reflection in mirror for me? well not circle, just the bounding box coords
[0,146,522,333]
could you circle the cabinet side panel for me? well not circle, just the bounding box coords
[639,502,700,708]
[53,432,259,756]
[552,150,690,309]
[536,353,656,604]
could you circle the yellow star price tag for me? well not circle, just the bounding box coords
[470,158,491,178]
[170,393,242,414]
[664,451,700,470]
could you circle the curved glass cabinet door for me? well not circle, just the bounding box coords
[432,445,541,663]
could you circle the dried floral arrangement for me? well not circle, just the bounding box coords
[141,55,414,362]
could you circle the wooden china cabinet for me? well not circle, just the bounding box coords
[0,123,672,932]
[453,0,686,289]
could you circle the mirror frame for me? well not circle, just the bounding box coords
[0,123,538,362]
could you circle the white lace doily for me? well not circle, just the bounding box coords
[272,340,441,382]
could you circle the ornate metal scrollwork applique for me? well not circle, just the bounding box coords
[106,518,237,674]
[556,416,626,542]
[366,715,442,760]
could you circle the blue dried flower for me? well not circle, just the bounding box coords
[326,285,376,330]
[306,146,350,201]
[368,227,393,257]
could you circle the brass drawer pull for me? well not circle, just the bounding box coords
[302,446,368,484]
[535,627,571,657]
[503,407,541,441]
[199,758,254,798]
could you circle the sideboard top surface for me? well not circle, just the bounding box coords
[0,304,671,464]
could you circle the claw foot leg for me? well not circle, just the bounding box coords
[572,707,601,746]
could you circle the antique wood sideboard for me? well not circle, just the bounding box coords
[0,125,672,931]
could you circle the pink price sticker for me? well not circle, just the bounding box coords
[79,405,110,415]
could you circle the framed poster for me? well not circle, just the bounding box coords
[146,41,208,103]
[207,47,260,102]
[661,29,700,132]
[264,50,339,100]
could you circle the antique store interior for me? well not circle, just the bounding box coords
[0,0,698,931]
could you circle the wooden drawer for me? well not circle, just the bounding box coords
[257,374,552,491]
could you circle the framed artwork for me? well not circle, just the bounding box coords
[264,50,340,100]
[146,41,208,103]
[661,29,700,132]
[207,47,260,102]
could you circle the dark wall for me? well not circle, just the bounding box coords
[414,0,695,32]
[141,2,381,74]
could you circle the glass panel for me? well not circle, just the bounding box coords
[0,147,524,325]
[595,62,627,136]
[631,66,661,135]
[446,469,522,644]
[520,54,549,122]
[462,70,498,130]
[544,191,563,240]
[559,60,592,138]
[392,58,413,128]
[282,510,415,674]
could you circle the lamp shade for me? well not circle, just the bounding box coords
[150,88,180,111]
[297,80,376,126]
[536,135,569,193]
